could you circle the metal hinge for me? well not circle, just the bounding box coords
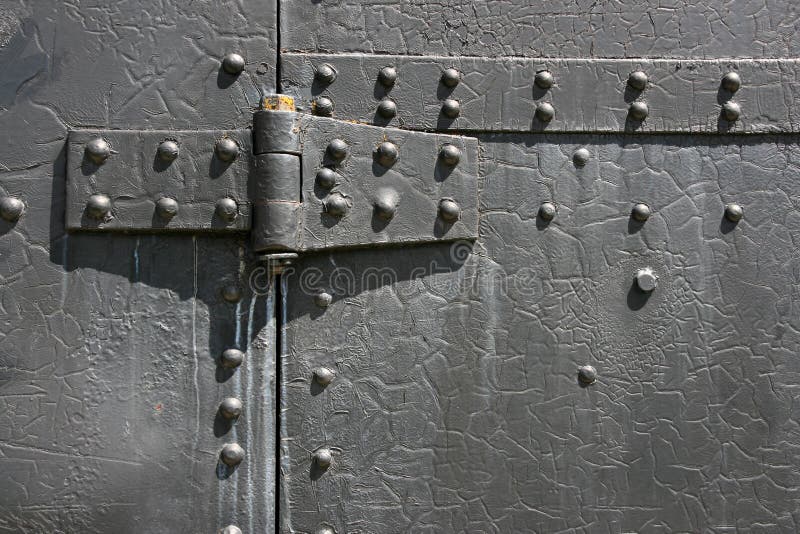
[65,96,479,254]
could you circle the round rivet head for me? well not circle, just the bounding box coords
[375,141,398,167]
[722,101,741,122]
[221,53,245,75]
[628,70,648,91]
[721,71,741,93]
[438,198,460,223]
[85,138,111,165]
[313,448,333,469]
[316,527,335,534]
[315,63,337,84]
[314,96,334,117]
[313,367,336,386]
[534,70,554,90]
[535,102,555,122]
[327,138,348,161]
[0,197,25,222]
[221,348,245,369]
[376,98,397,119]
[635,267,658,292]
[155,197,179,220]
[439,144,461,166]
[573,148,591,167]
[323,192,351,217]
[156,140,179,162]
[221,284,241,303]
[378,66,397,87]
[539,201,557,221]
[222,526,242,534]
[578,365,597,385]
[441,67,460,88]
[220,443,245,467]
[628,101,649,121]
[314,291,333,308]
[631,202,651,222]
[219,397,243,420]
[441,98,460,119]
[86,194,112,220]
[316,168,338,189]
[215,198,238,223]
[214,138,239,162]
[373,187,399,221]
[724,203,744,223]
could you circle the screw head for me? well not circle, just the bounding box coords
[323,192,351,217]
[86,194,112,220]
[441,98,461,119]
[721,71,741,93]
[313,448,333,469]
[722,101,741,122]
[314,291,333,308]
[724,203,744,222]
[221,53,245,75]
[219,397,243,420]
[373,187,399,221]
[631,202,651,222]
[313,367,336,386]
[0,197,25,222]
[315,63,337,84]
[438,198,461,223]
[214,138,239,162]
[539,201,557,221]
[375,141,399,167]
[376,98,397,119]
[628,101,649,121]
[316,167,338,190]
[628,70,648,91]
[221,526,243,534]
[327,138,348,161]
[634,267,659,292]
[220,443,245,467]
[313,96,334,117]
[535,102,555,122]
[85,138,111,165]
[441,67,460,88]
[378,66,397,87]
[534,70,554,89]
[221,348,245,369]
[573,148,591,167]
[439,144,461,166]
[215,198,239,223]
[155,197,179,220]
[221,284,242,303]
[577,365,597,385]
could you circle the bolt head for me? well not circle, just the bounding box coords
[220,443,245,467]
[221,526,243,534]
[215,198,239,224]
[724,203,744,223]
[376,98,397,118]
[156,140,180,162]
[631,202,651,222]
[535,102,555,122]
[313,367,336,386]
[214,138,239,162]
[628,70,648,91]
[221,348,245,369]
[378,66,397,87]
[221,53,245,75]
[438,198,461,223]
[441,98,461,119]
[439,144,461,166]
[0,197,25,222]
[721,71,741,93]
[219,397,243,420]
[221,284,242,303]
[323,192,351,217]
[314,96,334,117]
[316,167,338,189]
[635,267,658,292]
[578,365,597,385]
[628,101,649,121]
[314,291,333,308]
[539,202,557,221]
[441,67,461,88]
[327,138,348,161]
[86,194,112,220]
[722,101,741,122]
[373,187,399,221]
[155,197,179,220]
[572,148,591,167]
[315,63,337,84]
[85,138,111,165]
[534,70,554,89]
[313,448,333,469]
[375,141,399,167]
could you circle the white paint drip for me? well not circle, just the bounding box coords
[264,284,276,528]
[245,295,256,534]
[279,275,293,532]
[133,237,140,282]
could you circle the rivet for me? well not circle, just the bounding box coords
[221,53,245,75]
[628,101,649,121]
[378,66,397,87]
[721,71,741,93]
[376,98,397,119]
[315,168,338,190]
[313,367,336,386]
[438,198,461,223]
[375,141,398,167]
[577,365,597,385]
[439,144,461,166]
[0,197,25,222]
[631,203,651,222]
[628,70,648,91]
[219,397,243,420]
[326,138,348,161]
[86,194,112,220]
[215,198,239,223]
[441,98,460,119]
[313,448,333,469]
[722,101,741,122]
[441,67,461,88]
[539,201,557,221]
[155,197,179,220]
[222,526,243,534]
[156,140,179,162]
[572,148,591,167]
[373,187,399,221]
[214,138,239,162]
[221,348,245,369]
[535,102,555,122]
[323,192,351,217]
[315,63,337,84]
[534,70,554,90]
[316,527,335,534]
[221,284,242,303]
[314,291,333,308]
[724,203,743,222]
[634,267,658,292]
[220,443,245,467]
[85,138,111,165]
[313,96,334,117]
